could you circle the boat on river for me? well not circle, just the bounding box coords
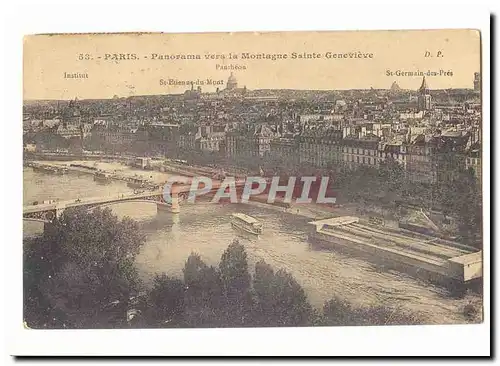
[94,171,112,184]
[230,213,263,236]
[127,177,149,189]
[31,163,67,175]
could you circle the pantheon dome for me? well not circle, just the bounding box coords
[226,72,238,90]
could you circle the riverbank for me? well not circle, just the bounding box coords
[25,157,464,250]
[27,160,175,185]
[244,195,392,228]
[23,167,483,326]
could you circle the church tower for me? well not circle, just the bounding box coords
[417,76,431,111]
[474,72,481,92]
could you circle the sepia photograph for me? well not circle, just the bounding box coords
[5,4,491,353]
[21,29,484,333]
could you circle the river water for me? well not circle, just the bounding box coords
[23,165,481,324]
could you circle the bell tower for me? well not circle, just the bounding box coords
[417,76,431,111]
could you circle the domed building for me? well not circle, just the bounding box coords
[226,72,238,90]
[218,73,247,97]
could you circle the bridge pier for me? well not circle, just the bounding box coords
[157,193,180,214]
[43,221,54,233]
[170,194,180,214]
[56,207,65,218]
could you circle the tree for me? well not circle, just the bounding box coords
[24,207,146,328]
[147,274,185,327]
[378,156,406,200]
[322,297,423,326]
[271,269,313,326]
[438,167,482,246]
[219,240,253,326]
[253,260,313,327]
[453,168,482,246]
[322,297,357,326]
[183,253,223,327]
[252,260,276,326]
[23,237,67,328]
[29,129,69,151]
[183,253,208,292]
[219,240,251,297]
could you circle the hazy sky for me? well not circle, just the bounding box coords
[23,29,481,100]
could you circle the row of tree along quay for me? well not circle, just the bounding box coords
[184,151,481,249]
[246,154,481,249]
[25,207,458,329]
[24,132,483,249]
[106,138,481,249]
[329,157,483,249]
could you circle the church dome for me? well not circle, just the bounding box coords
[226,72,238,90]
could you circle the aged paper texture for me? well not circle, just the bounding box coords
[23,30,483,329]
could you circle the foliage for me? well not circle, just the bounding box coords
[25,211,428,328]
[432,167,482,246]
[378,157,406,192]
[253,260,313,327]
[24,207,146,328]
[252,259,276,325]
[219,240,251,300]
[25,130,69,150]
[147,274,185,326]
[218,240,253,326]
[329,158,482,246]
[322,297,424,326]
[462,297,482,323]
[446,168,482,246]
[182,253,223,327]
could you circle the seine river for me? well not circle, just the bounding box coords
[23,166,480,324]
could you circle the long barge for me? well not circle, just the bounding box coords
[308,216,482,285]
[30,162,67,175]
[93,171,113,184]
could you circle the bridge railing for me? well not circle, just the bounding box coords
[24,179,255,213]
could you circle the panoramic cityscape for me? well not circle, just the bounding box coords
[22,27,484,330]
[23,70,483,329]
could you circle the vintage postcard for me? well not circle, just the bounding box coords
[22,30,483,331]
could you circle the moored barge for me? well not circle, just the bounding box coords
[308,216,482,284]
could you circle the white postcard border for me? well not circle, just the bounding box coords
[4,0,492,357]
